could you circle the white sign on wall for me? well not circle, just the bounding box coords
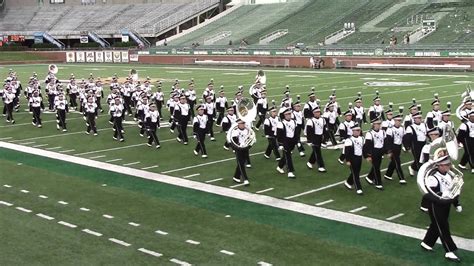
[86,51,95,63]
[121,51,129,63]
[95,51,104,63]
[66,52,75,63]
[104,51,113,63]
[113,51,122,63]
[76,51,85,63]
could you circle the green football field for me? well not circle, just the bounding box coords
[0,64,473,264]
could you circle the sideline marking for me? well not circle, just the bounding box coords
[155,230,168,235]
[387,213,405,221]
[141,165,159,170]
[32,144,49,148]
[128,222,140,227]
[109,238,131,247]
[82,229,103,237]
[46,146,62,150]
[256,188,274,194]
[89,155,106,159]
[316,199,334,206]
[0,201,13,206]
[39,195,48,199]
[138,248,162,257]
[20,189,30,193]
[19,141,35,145]
[205,178,223,183]
[58,221,77,228]
[186,240,200,245]
[3,184,12,188]
[36,213,55,220]
[105,158,122,163]
[2,142,473,251]
[230,183,246,188]
[258,262,273,266]
[220,250,235,256]
[123,161,140,166]
[103,214,114,219]
[349,206,367,213]
[58,201,69,205]
[59,149,75,153]
[170,258,191,266]
[183,173,200,178]
[80,207,90,212]
[16,207,32,213]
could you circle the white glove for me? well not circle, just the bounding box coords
[456,205,463,213]
[278,146,284,151]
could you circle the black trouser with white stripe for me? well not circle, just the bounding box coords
[147,124,160,146]
[385,145,405,180]
[57,109,67,129]
[265,137,280,159]
[216,107,225,125]
[255,114,265,129]
[367,148,384,186]
[5,102,14,121]
[411,141,425,171]
[69,94,78,108]
[423,201,457,252]
[86,113,97,133]
[234,148,249,181]
[459,139,473,168]
[206,115,214,138]
[113,117,124,139]
[194,130,207,155]
[124,96,132,115]
[177,117,189,143]
[32,107,42,125]
[295,125,305,152]
[346,156,362,190]
[309,145,325,168]
[278,141,296,172]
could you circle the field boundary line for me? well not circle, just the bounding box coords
[1,141,473,252]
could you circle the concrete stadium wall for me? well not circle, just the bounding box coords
[5,0,193,7]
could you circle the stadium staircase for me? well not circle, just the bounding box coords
[127,30,151,47]
[41,32,65,49]
[204,31,232,45]
[87,31,110,48]
[324,26,356,45]
[259,29,288,45]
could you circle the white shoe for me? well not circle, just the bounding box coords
[306,162,313,169]
[193,150,198,156]
[176,137,182,143]
[246,164,251,168]
[445,252,460,262]
[264,154,270,159]
[344,181,352,190]
[94,133,98,136]
[119,138,124,142]
[356,189,363,195]
[288,172,295,178]
[147,143,152,147]
[85,131,90,135]
[456,205,463,213]
[139,133,144,137]
[156,145,160,149]
[457,164,467,170]
[56,124,60,130]
[170,129,174,133]
[318,167,326,172]
[337,159,344,165]
[243,180,250,186]
[275,157,281,161]
[276,167,285,174]
[183,142,188,145]
[384,175,393,180]
[399,179,407,184]
[321,143,327,148]
[202,154,208,158]
[232,177,241,183]
[62,129,67,132]
[472,169,474,174]
[365,176,373,185]
[210,137,216,141]
[420,242,432,251]
[299,151,305,157]
[375,185,384,190]
[420,206,428,212]
[113,137,117,140]
[37,124,42,128]
[408,166,415,176]
[223,146,229,151]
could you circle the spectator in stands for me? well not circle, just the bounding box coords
[404,34,410,45]
[229,40,233,46]
[164,38,168,46]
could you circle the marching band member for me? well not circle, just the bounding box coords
[368,95,384,121]
[137,97,150,137]
[292,101,305,157]
[185,82,197,118]
[323,102,338,146]
[54,94,68,132]
[403,102,419,128]
[2,86,15,124]
[202,82,215,102]
[45,79,58,111]
[215,89,228,126]
[221,107,237,150]
[84,96,98,136]
[255,70,266,86]
[384,114,406,184]
[168,93,179,133]
[94,79,104,113]
[306,107,326,172]
[67,79,79,110]
[459,98,472,119]
[263,107,280,161]
[303,91,318,119]
[280,88,292,108]
[344,123,364,195]
[29,90,44,128]
[337,110,354,164]
[437,110,454,136]
[419,127,441,212]
[276,108,298,178]
[251,81,262,104]
[145,103,160,148]
[363,116,387,190]
[121,79,134,116]
[457,110,474,174]
[174,95,190,145]
[231,119,252,185]
[420,156,462,262]
[425,98,441,129]
[110,97,125,142]
[403,112,427,176]
[381,108,394,131]
[153,86,164,119]
[351,97,367,125]
[193,105,209,158]
[204,96,216,141]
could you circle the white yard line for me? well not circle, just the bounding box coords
[75,144,145,156]
[89,155,106,159]
[58,221,77,228]
[39,195,48,199]
[103,214,114,219]
[162,152,265,174]
[220,250,235,256]
[20,189,30,193]
[229,183,246,188]
[82,229,103,237]
[105,158,123,163]
[258,262,273,266]
[45,146,62,151]
[315,199,334,206]
[205,178,223,183]
[183,173,200,178]
[3,142,472,252]
[59,149,75,153]
[155,230,168,235]
[141,165,159,170]
[0,201,13,206]
[387,213,405,221]
[170,258,191,266]
[284,161,413,200]
[123,161,140,166]
[58,201,69,205]
[256,188,274,194]
[185,240,200,245]
[16,207,32,213]
[128,222,140,227]
[138,248,162,257]
[349,206,368,213]
[80,207,90,212]
[36,213,55,220]
[3,184,12,188]
[0,137,13,141]
[109,238,131,247]
[18,141,35,145]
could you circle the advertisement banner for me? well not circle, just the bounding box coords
[121,51,129,63]
[129,54,139,62]
[95,51,104,63]
[34,32,44,44]
[76,51,85,63]
[86,51,95,63]
[113,51,122,63]
[104,51,113,63]
[66,52,75,63]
